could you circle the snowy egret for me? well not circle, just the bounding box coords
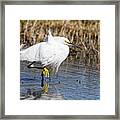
[20,30,72,92]
[20,30,71,74]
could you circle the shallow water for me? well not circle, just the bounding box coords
[20,57,100,100]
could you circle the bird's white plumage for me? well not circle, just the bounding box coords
[20,30,70,73]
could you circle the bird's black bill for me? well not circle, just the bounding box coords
[68,43,82,50]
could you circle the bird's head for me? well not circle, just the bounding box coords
[54,36,71,45]
[54,36,82,50]
[58,37,74,47]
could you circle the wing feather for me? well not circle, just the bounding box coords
[20,40,69,73]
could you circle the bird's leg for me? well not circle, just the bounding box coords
[41,70,44,87]
[42,83,49,94]
[41,67,49,94]
[43,67,49,78]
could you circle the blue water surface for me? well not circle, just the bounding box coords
[20,58,100,100]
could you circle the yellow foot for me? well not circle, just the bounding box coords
[42,83,49,94]
[42,67,49,77]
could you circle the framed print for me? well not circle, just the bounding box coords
[0,0,119,119]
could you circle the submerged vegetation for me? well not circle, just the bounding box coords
[20,20,100,70]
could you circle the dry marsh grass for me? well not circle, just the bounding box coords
[20,20,100,70]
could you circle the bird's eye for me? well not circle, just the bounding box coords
[65,39,70,44]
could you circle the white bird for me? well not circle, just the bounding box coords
[20,30,71,74]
